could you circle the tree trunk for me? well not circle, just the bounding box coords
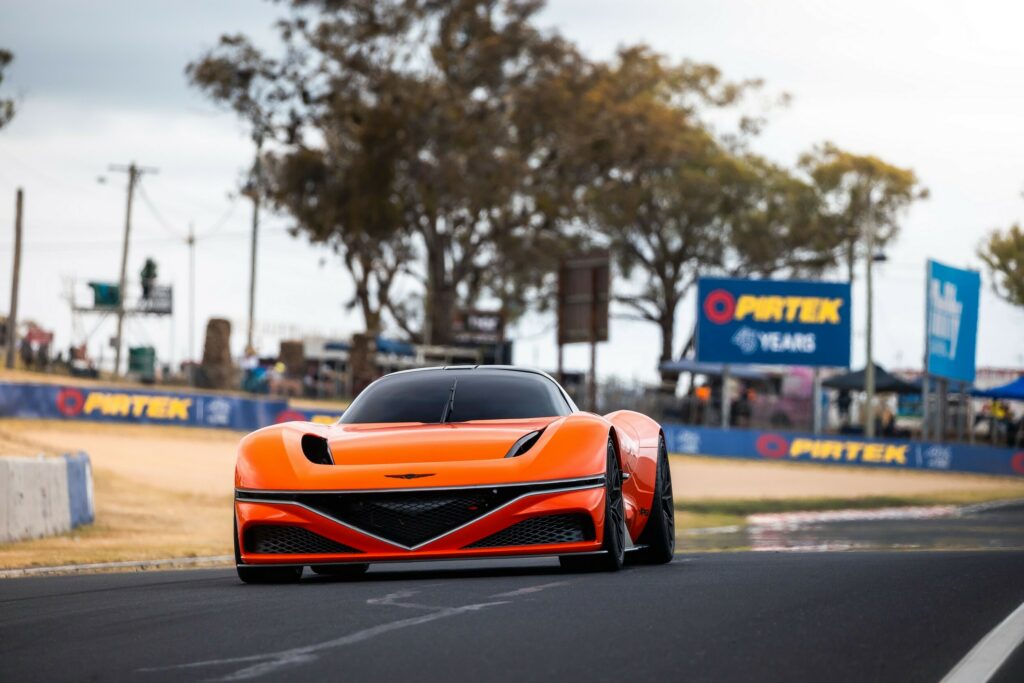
[424,243,455,346]
[657,312,678,394]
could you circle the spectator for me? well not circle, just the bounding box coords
[837,389,852,424]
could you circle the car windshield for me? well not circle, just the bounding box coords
[340,369,572,424]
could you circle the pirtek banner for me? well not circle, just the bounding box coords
[696,277,852,367]
[0,382,342,431]
[663,423,1024,478]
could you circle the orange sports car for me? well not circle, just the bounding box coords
[233,366,674,583]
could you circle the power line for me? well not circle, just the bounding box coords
[136,183,186,240]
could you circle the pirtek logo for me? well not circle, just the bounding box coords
[755,433,908,465]
[703,289,844,325]
[56,387,192,420]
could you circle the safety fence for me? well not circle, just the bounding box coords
[662,423,1024,478]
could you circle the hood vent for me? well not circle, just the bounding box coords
[504,429,544,458]
[301,434,335,465]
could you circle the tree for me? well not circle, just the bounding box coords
[726,154,843,279]
[0,49,15,130]
[582,46,764,390]
[979,224,1024,308]
[799,143,928,280]
[189,0,582,343]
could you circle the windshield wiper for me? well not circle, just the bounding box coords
[439,378,458,424]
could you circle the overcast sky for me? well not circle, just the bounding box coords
[0,0,1022,383]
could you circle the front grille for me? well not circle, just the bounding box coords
[300,490,514,548]
[466,514,595,548]
[237,476,604,549]
[244,525,361,555]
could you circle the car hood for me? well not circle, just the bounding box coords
[322,417,559,465]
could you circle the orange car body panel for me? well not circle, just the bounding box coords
[235,408,662,566]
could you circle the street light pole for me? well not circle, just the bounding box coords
[864,217,876,438]
[245,139,262,353]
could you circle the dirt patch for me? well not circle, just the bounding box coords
[670,454,1024,501]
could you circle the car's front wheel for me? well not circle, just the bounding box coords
[631,433,675,564]
[559,436,625,572]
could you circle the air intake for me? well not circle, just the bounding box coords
[243,525,360,554]
[301,434,334,465]
[465,514,594,548]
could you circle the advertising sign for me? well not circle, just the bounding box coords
[925,260,979,383]
[696,277,851,367]
[557,252,609,344]
[452,309,505,345]
[662,423,1024,478]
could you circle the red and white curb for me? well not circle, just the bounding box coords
[747,505,959,530]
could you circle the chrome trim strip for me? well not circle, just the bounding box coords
[239,480,605,551]
[235,474,604,496]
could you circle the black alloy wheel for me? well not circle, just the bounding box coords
[632,433,676,564]
[559,436,625,572]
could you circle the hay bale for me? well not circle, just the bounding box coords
[278,340,305,379]
[199,318,235,389]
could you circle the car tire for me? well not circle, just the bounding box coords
[560,436,625,572]
[234,516,303,584]
[631,433,675,564]
[310,564,370,578]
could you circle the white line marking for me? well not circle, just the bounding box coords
[941,599,1024,683]
[490,581,569,598]
[0,555,232,579]
[139,590,510,680]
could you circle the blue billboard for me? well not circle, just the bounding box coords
[926,260,980,383]
[696,277,852,367]
[662,423,1024,478]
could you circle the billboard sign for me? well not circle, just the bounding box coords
[696,277,851,367]
[557,252,609,344]
[452,309,505,345]
[925,260,979,383]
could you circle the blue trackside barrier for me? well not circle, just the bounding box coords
[0,381,296,432]
[662,423,1024,478]
[64,452,95,528]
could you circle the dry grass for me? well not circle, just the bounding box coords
[0,467,232,569]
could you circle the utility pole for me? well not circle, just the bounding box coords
[864,214,876,437]
[5,188,23,369]
[245,140,263,352]
[187,222,196,384]
[109,162,157,376]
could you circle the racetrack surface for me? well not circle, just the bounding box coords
[2,552,1022,683]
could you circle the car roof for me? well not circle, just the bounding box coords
[387,365,553,379]
[379,365,578,411]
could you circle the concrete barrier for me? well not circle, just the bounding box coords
[0,453,94,543]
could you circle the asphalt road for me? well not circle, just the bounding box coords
[2,552,1023,683]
